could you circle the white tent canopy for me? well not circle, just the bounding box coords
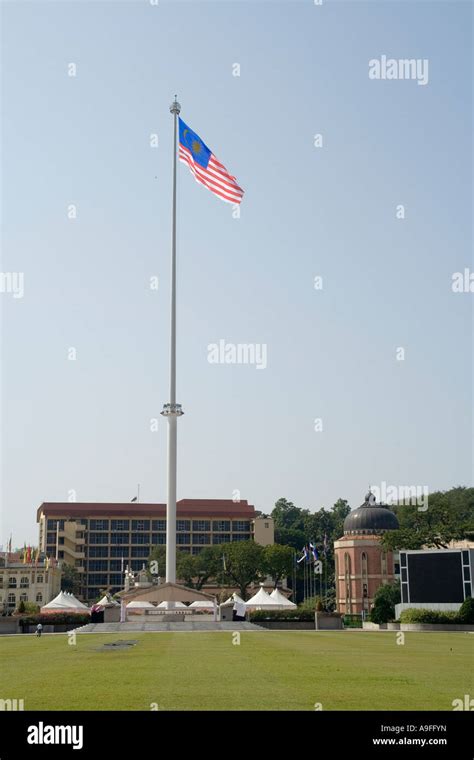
[270,588,297,608]
[189,600,216,609]
[41,591,89,611]
[126,600,155,609]
[63,592,88,609]
[245,586,282,610]
[156,600,187,609]
[223,593,245,605]
[96,595,119,607]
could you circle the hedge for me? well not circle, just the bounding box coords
[400,608,463,625]
[249,610,315,622]
[18,613,90,626]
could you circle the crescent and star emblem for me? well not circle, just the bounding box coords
[183,128,201,155]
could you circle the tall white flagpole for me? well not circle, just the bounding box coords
[161,96,183,584]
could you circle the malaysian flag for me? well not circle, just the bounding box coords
[178,118,244,204]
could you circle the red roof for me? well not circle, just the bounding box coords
[37,499,255,521]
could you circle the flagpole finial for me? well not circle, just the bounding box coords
[170,97,181,115]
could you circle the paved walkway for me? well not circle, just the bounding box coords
[73,620,265,633]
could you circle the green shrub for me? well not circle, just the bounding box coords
[399,608,460,624]
[457,597,474,624]
[249,609,315,622]
[370,581,400,624]
[297,596,321,613]
[19,613,90,627]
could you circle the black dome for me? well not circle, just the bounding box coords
[343,496,399,535]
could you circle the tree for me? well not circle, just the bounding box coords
[370,582,401,624]
[381,487,474,551]
[274,526,306,551]
[193,547,223,589]
[271,498,309,532]
[222,540,264,600]
[262,544,294,588]
[457,597,474,624]
[148,545,222,589]
[62,564,80,594]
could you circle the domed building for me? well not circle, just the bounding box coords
[334,491,399,617]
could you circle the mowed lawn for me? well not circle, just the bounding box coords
[1,631,472,711]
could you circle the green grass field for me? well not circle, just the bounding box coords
[1,631,472,711]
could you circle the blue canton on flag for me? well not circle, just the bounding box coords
[178,118,244,204]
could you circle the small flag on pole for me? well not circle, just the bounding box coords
[297,545,309,564]
[178,118,244,204]
[323,533,328,556]
[309,542,319,562]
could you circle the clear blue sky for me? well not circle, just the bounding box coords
[1,0,472,546]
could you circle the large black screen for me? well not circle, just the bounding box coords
[407,552,464,603]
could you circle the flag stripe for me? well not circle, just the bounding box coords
[179,149,243,204]
[178,145,243,198]
[179,147,242,197]
[178,140,244,204]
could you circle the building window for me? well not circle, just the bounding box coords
[152,520,166,531]
[111,520,130,531]
[264,522,269,529]
[20,577,29,588]
[36,593,43,603]
[90,519,110,531]
[111,547,129,557]
[109,574,122,586]
[89,533,109,544]
[381,552,387,575]
[88,560,108,572]
[177,520,191,532]
[191,546,203,555]
[192,520,210,532]
[88,547,108,557]
[130,560,144,572]
[213,520,230,532]
[111,533,129,545]
[232,534,250,542]
[131,533,150,545]
[213,534,230,544]
[36,575,44,584]
[7,593,16,606]
[177,533,190,545]
[192,534,210,545]
[47,533,56,544]
[131,520,150,531]
[88,574,108,586]
[110,560,123,572]
[233,521,250,532]
[20,593,28,602]
[8,577,17,588]
[151,533,166,545]
[344,553,352,614]
[131,547,149,558]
